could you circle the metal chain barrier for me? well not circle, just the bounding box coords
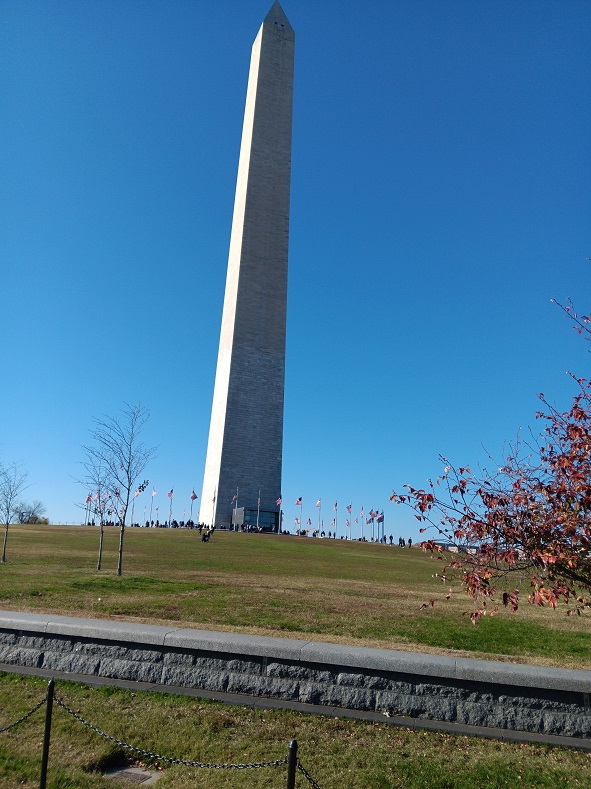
[54,694,287,771]
[297,758,322,788]
[0,696,46,734]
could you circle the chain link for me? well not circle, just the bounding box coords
[297,758,322,788]
[0,697,46,734]
[54,695,287,770]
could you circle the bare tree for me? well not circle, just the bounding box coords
[16,500,47,524]
[83,403,156,575]
[0,462,29,562]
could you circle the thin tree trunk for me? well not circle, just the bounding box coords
[117,524,125,576]
[97,522,104,570]
[1,524,7,563]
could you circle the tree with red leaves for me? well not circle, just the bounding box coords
[391,298,591,622]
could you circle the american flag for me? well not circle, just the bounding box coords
[346,504,352,514]
[168,489,173,500]
[295,517,301,524]
[331,518,335,526]
[316,499,321,507]
[377,512,384,523]
[152,489,156,497]
[85,494,92,504]
[333,502,338,510]
[231,494,237,504]
[276,496,282,506]
[295,497,302,505]
[191,491,198,501]
[307,518,312,526]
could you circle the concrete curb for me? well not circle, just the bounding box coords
[2,611,591,743]
[1,611,590,692]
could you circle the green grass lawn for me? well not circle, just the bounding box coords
[2,672,591,788]
[1,524,590,668]
[2,525,591,787]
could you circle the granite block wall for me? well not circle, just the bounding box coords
[1,613,590,741]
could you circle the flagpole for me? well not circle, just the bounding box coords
[317,499,321,532]
[149,490,155,526]
[256,490,260,530]
[234,488,239,529]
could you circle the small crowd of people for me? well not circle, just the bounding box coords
[87,519,209,531]
[230,523,269,533]
[291,530,414,546]
[86,520,415,547]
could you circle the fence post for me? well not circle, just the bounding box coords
[39,678,54,789]
[286,738,298,789]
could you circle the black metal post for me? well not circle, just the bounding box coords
[39,678,54,789]
[287,738,298,788]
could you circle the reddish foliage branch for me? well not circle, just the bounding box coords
[552,297,591,349]
[391,301,591,622]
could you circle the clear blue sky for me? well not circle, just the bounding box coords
[2,0,590,536]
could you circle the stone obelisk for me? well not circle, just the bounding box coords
[200,2,294,529]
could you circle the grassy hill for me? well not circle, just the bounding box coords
[1,524,590,668]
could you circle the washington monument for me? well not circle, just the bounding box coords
[200,2,294,529]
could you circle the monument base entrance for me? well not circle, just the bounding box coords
[231,507,279,532]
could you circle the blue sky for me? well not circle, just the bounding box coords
[2,0,590,537]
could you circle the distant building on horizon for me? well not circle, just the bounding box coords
[199,2,294,530]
